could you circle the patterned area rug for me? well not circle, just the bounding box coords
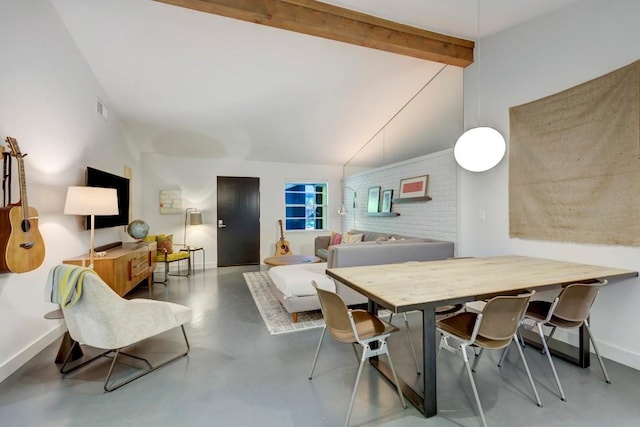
[243,271,325,335]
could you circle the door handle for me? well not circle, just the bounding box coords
[218,219,227,229]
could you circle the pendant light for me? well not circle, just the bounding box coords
[454,0,506,172]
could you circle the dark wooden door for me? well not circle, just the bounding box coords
[217,176,260,267]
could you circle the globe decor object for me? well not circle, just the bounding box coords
[127,219,150,240]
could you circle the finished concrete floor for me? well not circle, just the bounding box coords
[1,265,639,426]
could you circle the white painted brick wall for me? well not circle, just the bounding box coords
[343,149,457,253]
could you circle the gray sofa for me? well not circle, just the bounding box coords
[269,230,454,321]
[316,230,454,264]
[327,231,454,268]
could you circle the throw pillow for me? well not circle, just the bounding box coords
[157,234,173,254]
[342,233,363,244]
[329,231,342,246]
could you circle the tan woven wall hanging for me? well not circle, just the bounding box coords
[509,60,640,245]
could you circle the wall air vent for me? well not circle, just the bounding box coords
[96,98,109,120]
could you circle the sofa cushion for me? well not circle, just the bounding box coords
[342,233,363,243]
[156,234,174,254]
[329,231,342,246]
[316,248,329,261]
[348,229,391,241]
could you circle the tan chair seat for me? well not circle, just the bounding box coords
[436,292,541,427]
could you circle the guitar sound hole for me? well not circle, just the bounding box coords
[21,219,31,233]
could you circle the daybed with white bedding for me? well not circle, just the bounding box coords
[268,232,454,322]
[267,262,364,323]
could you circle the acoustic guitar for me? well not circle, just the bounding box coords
[0,137,45,273]
[275,219,291,256]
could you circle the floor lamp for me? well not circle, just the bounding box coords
[183,207,203,247]
[338,186,356,229]
[64,186,119,269]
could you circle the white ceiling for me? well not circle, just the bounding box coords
[49,0,582,166]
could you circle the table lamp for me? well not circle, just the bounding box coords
[64,186,119,268]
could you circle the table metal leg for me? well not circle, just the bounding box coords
[184,248,205,274]
[521,321,591,368]
[366,300,438,418]
[422,307,437,417]
[578,322,591,368]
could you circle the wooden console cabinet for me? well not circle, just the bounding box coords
[63,241,157,296]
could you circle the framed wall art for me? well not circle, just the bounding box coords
[399,175,429,198]
[367,186,381,213]
[381,189,393,213]
[159,188,182,214]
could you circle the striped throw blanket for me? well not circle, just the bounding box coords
[47,265,95,309]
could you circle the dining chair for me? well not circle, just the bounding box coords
[308,281,406,427]
[437,291,542,427]
[521,280,610,401]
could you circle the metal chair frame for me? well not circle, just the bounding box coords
[308,283,406,427]
[60,325,190,392]
[437,293,542,427]
[520,280,611,401]
[388,304,464,375]
[153,248,191,284]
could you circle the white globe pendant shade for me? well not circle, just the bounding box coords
[454,126,506,172]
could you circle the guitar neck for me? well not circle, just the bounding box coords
[5,137,30,219]
[16,157,29,217]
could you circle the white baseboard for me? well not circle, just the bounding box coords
[598,341,640,371]
[550,329,640,371]
[0,324,65,384]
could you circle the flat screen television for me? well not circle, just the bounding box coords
[85,167,130,229]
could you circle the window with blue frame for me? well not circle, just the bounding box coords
[284,182,328,231]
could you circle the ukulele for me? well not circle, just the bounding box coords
[275,219,291,256]
[0,137,45,273]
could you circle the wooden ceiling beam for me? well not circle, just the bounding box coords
[154,0,475,67]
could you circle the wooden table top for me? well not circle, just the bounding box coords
[264,254,322,266]
[326,255,637,312]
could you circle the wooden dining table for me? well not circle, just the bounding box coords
[326,255,637,418]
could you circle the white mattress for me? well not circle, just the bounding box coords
[268,262,336,299]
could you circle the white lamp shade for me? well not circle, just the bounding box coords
[64,186,119,216]
[454,127,506,172]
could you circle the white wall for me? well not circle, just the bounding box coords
[141,154,343,266]
[459,0,640,369]
[0,1,141,382]
[344,149,457,248]
[3,0,638,384]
